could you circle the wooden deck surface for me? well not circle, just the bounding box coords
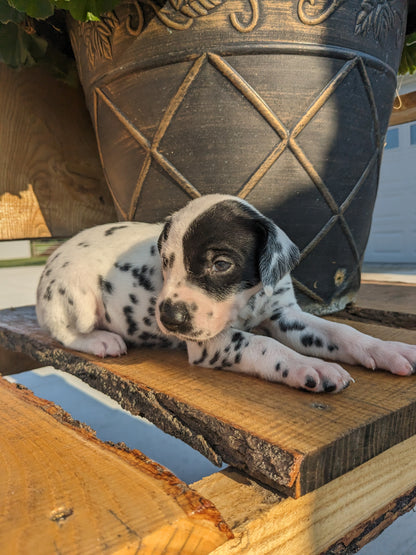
[1,305,415,498]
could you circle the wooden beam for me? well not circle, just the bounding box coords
[0,64,116,240]
[0,305,415,498]
[0,378,232,554]
[334,283,416,330]
[389,91,416,126]
[193,434,416,554]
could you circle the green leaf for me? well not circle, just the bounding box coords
[7,0,54,19]
[0,0,24,23]
[53,0,119,21]
[0,21,47,67]
[399,33,416,75]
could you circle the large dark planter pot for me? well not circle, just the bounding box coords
[69,0,407,314]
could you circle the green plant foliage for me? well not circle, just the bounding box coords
[0,21,47,66]
[399,32,416,75]
[0,0,24,23]
[8,0,54,19]
[53,0,119,21]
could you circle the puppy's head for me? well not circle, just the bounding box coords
[156,195,299,341]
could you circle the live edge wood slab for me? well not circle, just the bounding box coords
[0,378,232,554]
[1,305,416,499]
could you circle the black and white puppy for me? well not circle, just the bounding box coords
[36,194,416,393]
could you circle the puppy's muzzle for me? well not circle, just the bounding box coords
[159,299,192,334]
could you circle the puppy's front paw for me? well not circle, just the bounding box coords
[282,358,352,393]
[364,341,416,377]
[68,330,127,358]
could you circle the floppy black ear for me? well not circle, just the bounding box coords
[256,215,300,296]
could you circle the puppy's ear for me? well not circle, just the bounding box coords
[157,216,172,252]
[256,215,300,296]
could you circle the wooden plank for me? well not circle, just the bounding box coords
[0,305,416,498]
[193,434,416,554]
[0,378,232,554]
[334,282,416,330]
[0,64,116,240]
[389,91,416,126]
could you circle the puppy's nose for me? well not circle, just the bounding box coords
[159,299,191,332]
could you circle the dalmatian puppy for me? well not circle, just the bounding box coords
[36,194,416,393]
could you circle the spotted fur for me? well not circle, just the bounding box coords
[36,194,416,393]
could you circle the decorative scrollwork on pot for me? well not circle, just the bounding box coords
[297,0,345,25]
[71,11,119,68]
[355,0,403,43]
[139,0,228,30]
[230,0,260,32]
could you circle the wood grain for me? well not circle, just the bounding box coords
[194,434,416,554]
[0,378,232,554]
[0,64,116,240]
[389,91,416,126]
[1,305,415,497]
[334,283,416,330]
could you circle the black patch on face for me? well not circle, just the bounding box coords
[104,225,128,236]
[182,200,265,300]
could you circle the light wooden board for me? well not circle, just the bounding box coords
[0,305,415,498]
[0,64,116,240]
[389,91,416,126]
[194,434,416,554]
[0,378,232,554]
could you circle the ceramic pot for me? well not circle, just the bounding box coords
[69,0,407,313]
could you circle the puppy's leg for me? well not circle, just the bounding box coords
[263,306,416,376]
[36,283,127,358]
[187,329,352,393]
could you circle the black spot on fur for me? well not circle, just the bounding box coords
[43,285,53,301]
[150,245,157,256]
[115,262,132,272]
[143,317,152,327]
[62,261,70,268]
[129,294,138,305]
[270,310,283,321]
[104,225,128,236]
[158,218,172,252]
[123,305,138,336]
[193,348,208,365]
[148,306,155,316]
[328,343,339,352]
[105,311,112,323]
[275,362,281,371]
[68,298,74,306]
[209,351,220,365]
[305,375,317,389]
[77,242,89,248]
[132,266,154,292]
[222,358,233,368]
[149,296,157,306]
[323,379,337,393]
[279,320,306,333]
[58,288,66,296]
[301,334,314,347]
[262,348,267,356]
[45,268,52,277]
[234,352,242,364]
[99,276,114,295]
[231,331,245,351]
[282,369,289,378]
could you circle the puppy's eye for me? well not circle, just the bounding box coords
[212,259,232,273]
